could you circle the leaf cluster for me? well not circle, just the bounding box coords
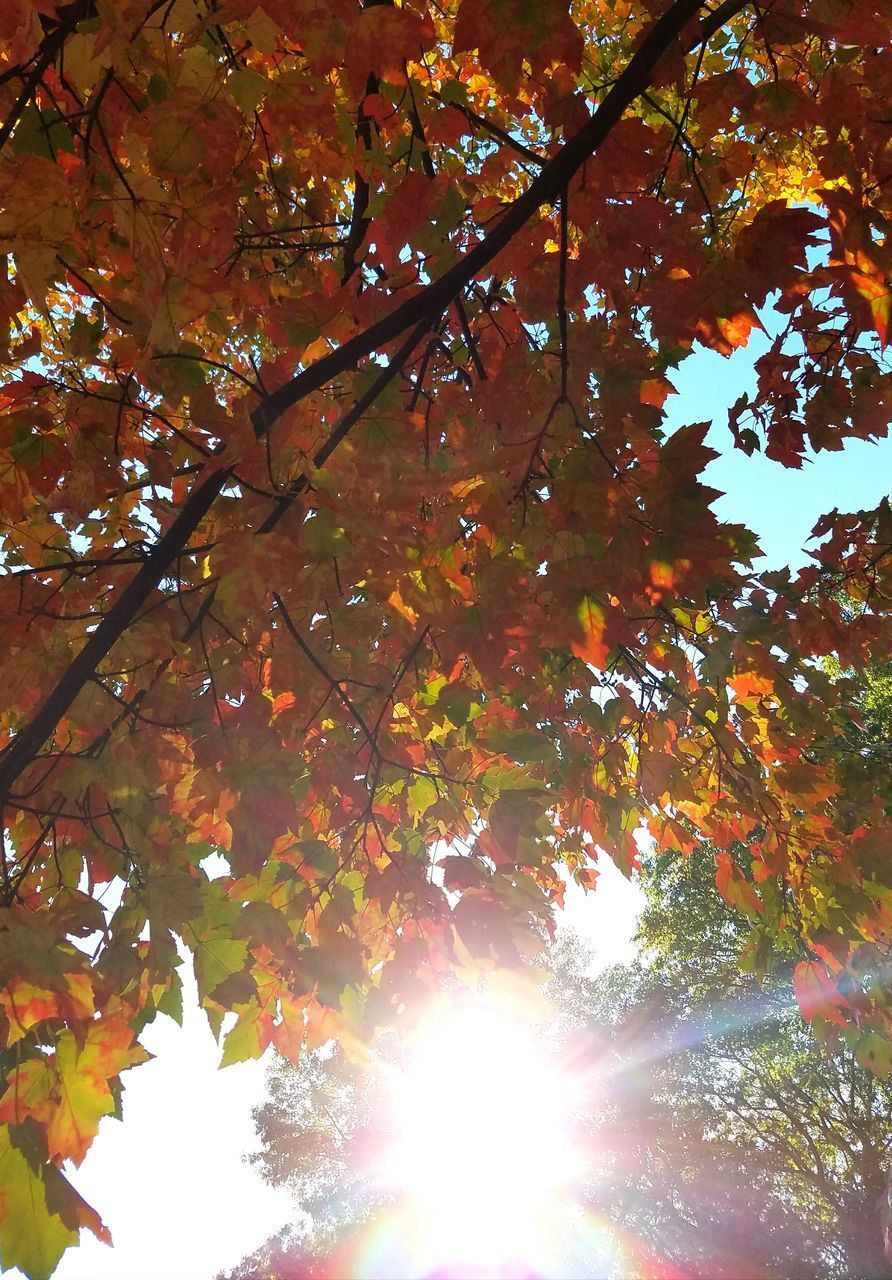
[0,0,891,1270]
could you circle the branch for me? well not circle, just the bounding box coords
[258,313,437,534]
[429,93,546,169]
[700,0,753,44]
[250,0,749,438]
[0,0,97,155]
[273,594,378,753]
[0,462,231,805]
[0,0,750,810]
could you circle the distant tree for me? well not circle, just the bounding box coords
[227,835,892,1280]
[551,659,892,1279]
[556,846,892,1280]
[243,1043,390,1258]
[219,1230,329,1280]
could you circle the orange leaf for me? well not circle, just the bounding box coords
[639,377,675,408]
[793,960,850,1027]
[570,595,609,668]
[729,671,774,700]
[715,852,762,919]
[850,268,891,346]
[0,1020,150,1165]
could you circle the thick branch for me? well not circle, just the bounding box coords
[258,314,436,533]
[0,0,749,810]
[251,0,749,438]
[0,463,231,804]
[0,0,97,154]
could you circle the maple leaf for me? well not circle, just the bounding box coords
[571,595,610,669]
[1,0,892,1267]
[849,268,891,347]
[457,0,583,83]
[714,852,762,920]
[728,671,775,702]
[0,1127,78,1280]
[0,1022,150,1166]
[792,961,851,1029]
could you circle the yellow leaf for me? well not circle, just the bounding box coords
[571,594,609,668]
[388,584,419,626]
[244,7,281,55]
[729,671,774,700]
[63,33,106,95]
[639,377,675,408]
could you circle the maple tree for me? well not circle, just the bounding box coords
[1,0,891,1272]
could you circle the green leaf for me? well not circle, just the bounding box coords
[438,77,468,107]
[437,685,479,727]
[855,1032,892,1078]
[69,309,105,357]
[407,774,438,819]
[220,1006,263,1067]
[155,971,184,1025]
[486,724,552,764]
[42,1160,111,1249]
[194,938,249,999]
[303,512,349,561]
[12,107,76,161]
[147,72,169,102]
[295,840,339,877]
[229,68,268,113]
[0,1127,77,1280]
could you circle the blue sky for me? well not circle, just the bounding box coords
[665,329,892,571]
[42,330,892,1280]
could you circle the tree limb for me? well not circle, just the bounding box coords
[251,0,750,439]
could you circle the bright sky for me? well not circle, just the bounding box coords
[35,329,892,1280]
[666,327,892,571]
[49,863,642,1280]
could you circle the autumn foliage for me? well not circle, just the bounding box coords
[1,0,891,1272]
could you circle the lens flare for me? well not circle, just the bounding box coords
[304,984,735,1279]
[378,1003,587,1276]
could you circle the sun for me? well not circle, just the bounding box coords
[380,1002,587,1277]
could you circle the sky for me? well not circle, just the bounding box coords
[47,857,643,1280]
[666,327,892,572]
[32,329,892,1280]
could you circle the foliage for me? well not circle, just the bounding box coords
[1,0,892,1271]
[559,849,892,1280]
[220,1046,390,1280]
[582,671,892,1279]
[229,858,892,1280]
[817,655,892,816]
[246,1043,389,1251]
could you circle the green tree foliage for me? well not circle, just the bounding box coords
[557,849,892,1280]
[231,845,892,1280]
[219,1038,398,1280]
[817,656,892,815]
[249,1044,388,1253]
[561,661,892,1279]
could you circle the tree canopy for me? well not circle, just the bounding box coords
[566,850,892,1280]
[1,0,891,1273]
[227,844,892,1280]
